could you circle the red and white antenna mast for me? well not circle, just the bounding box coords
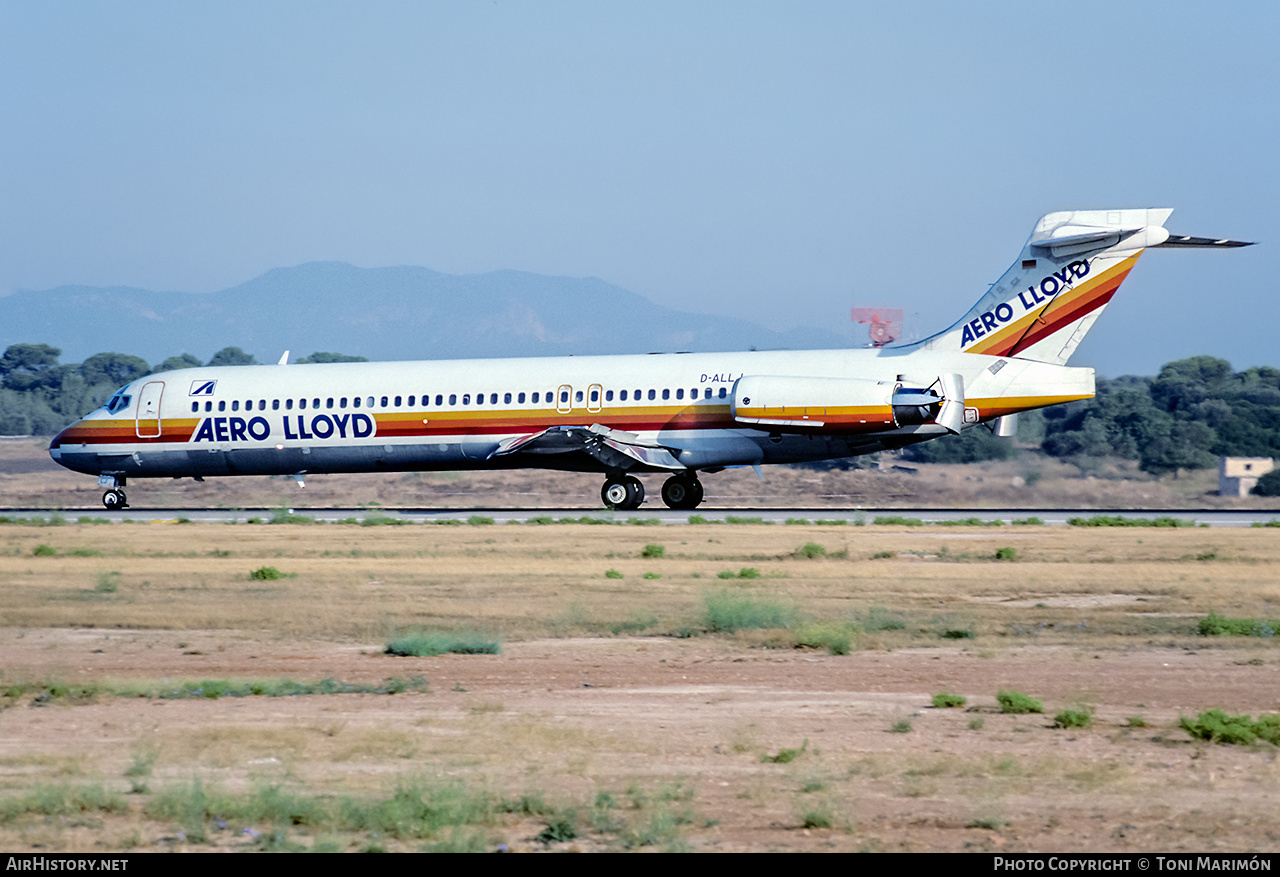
[850,306,904,347]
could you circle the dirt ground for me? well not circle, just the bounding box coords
[1,520,1279,853]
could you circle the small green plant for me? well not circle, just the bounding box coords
[95,571,121,593]
[994,547,1017,561]
[1012,517,1045,526]
[725,516,768,525]
[800,806,833,829]
[537,811,578,844]
[873,515,923,527]
[931,692,967,708]
[785,518,811,526]
[1180,709,1280,745]
[795,542,826,559]
[940,627,975,640]
[250,566,285,580]
[1125,716,1148,728]
[687,514,711,524]
[870,550,894,559]
[385,630,501,657]
[641,543,665,558]
[793,623,853,655]
[968,718,985,730]
[889,719,913,733]
[1053,708,1094,729]
[1198,611,1277,637]
[605,569,624,579]
[33,544,56,556]
[1067,515,1192,528]
[761,739,808,763]
[997,689,1043,714]
[642,572,662,580]
[703,591,794,632]
[466,515,495,526]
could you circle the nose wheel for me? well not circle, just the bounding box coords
[601,475,645,510]
[102,489,128,510]
[661,474,703,510]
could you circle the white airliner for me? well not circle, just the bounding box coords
[49,209,1249,511]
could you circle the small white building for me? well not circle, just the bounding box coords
[1219,457,1275,497]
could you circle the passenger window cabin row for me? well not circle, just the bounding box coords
[188,386,731,414]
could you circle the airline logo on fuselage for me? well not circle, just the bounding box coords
[191,413,377,443]
[189,380,217,396]
[961,260,1090,347]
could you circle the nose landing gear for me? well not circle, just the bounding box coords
[102,489,128,510]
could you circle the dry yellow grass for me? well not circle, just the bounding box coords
[2,520,1280,852]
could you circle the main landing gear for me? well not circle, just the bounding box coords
[601,474,645,511]
[102,489,128,510]
[600,473,705,511]
[660,473,703,510]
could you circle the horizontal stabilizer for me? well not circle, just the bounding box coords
[1154,235,1254,249]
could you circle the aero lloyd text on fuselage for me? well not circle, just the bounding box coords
[191,413,377,443]
[960,260,1091,347]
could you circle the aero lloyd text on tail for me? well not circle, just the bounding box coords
[48,209,1251,511]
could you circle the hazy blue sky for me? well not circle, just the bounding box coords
[2,0,1275,376]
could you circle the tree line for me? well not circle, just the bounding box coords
[0,343,365,436]
[3,343,1275,478]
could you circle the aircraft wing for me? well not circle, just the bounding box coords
[489,424,686,471]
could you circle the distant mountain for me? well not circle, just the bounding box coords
[0,263,852,366]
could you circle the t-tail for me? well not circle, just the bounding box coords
[909,208,1252,365]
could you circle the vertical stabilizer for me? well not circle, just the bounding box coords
[910,209,1176,365]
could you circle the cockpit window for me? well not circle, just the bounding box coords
[105,393,132,415]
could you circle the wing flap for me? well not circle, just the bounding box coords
[489,424,686,471]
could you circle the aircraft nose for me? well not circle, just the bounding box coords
[48,420,85,461]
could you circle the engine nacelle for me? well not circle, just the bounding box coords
[731,374,965,434]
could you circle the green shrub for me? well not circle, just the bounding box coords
[95,571,120,593]
[795,542,827,559]
[873,515,923,527]
[605,569,624,579]
[32,544,56,557]
[889,719,913,733]
[856,607,905,631]
[931,693,967,708]
[994,547,1017,561]
[1053,708,1094,729]
[725,516,768,525]
[641,544,665,558]
[385,630,501,657]
[1067,515,1192,528]
[870,550,894,559]
[1180,709,1264,745]
[1198,611,1277,637]
[793,623,853,655]
[1012,517,1045,526]
[761,739,808,763]
[250,566,285,580]
[703,591,794,632]
[466,515,495,526]
[997,690,1043,714]
[717,567,761,580]
[642,572,662,580]
[785,518,811,526]
[940,627,975,640]
[361,514,406,526]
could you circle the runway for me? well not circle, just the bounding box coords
[3,507,1278,526]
